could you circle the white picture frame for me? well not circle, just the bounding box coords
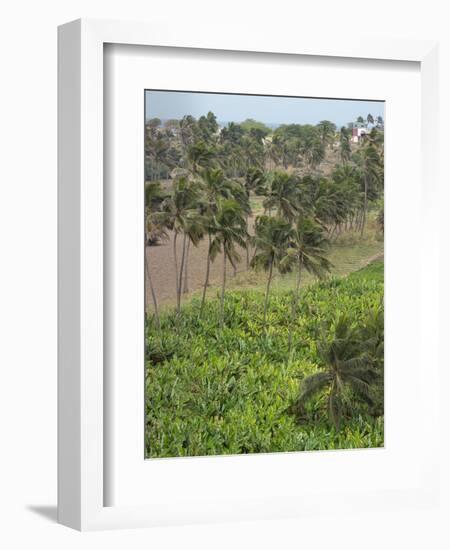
[58,18,440,531]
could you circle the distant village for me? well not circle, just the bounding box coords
[153,114,385,145]
[347,114,384,143]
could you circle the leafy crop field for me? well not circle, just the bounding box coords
[145,260,384,458]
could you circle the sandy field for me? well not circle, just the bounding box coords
[145,230,251,311]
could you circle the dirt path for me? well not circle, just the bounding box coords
[362,252,384,265]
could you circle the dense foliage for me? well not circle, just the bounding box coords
[144,107,384,457]
[145,261,384,458]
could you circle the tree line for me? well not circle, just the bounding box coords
[145,111,384,331]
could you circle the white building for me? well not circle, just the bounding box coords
[348,121,369,143]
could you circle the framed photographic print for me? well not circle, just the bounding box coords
[58,19,440,530]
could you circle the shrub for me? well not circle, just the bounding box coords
[145,261,384,457]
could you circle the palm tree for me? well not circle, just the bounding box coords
[177,209,204,300]
[242,133,265,172]
[376,204,384,234]
[300,134,325,170]
[186,140,217,174]
[251,216,292,328]
[293,314,377,429]
[312,177,355,234]
[209,199,248,327]
[339,127,351,165]
[179,115,198,149]
[280,216,331,347]
[243,167,266,268]
[263,170,300,222]
[368,127,385,154]
[227,179,251,277]
[144,181,169,331]
[198,111,219,143]
[367,113,374,126]
[157,176,201,314]
[353,143,382,236]
[144,181,169,244]
[267,140,282,170]
[197,168,243,314]
[331,164,362,232]
[358,303,384,416]
[145,124,179,181]
[317,120,337,147]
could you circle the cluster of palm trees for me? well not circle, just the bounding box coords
[292,308,384,429]
[144,111,384,330]
[357,113,384,128]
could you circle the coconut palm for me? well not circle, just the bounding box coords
[157,176,201,314]
[300,134,325,170]
[179,115,198,149]
[251,215,292,328]
[279,216,331,347]
[367,127,385,156]
[331,165,363,232]
[198,111,219,143]
[353,143,382,236]
[145,123,180,181]
[228,179,251,277]
[144,181,169,245]
[312,177,355,233]
[144,181,170,331]
[263,170,300,222]
[208,199,248,327]
[186,140,217,174]
[243,167,266,268]
[317,120,337,147]
[241,133,265,172]
[339,126,352,164]
[376,206,384,234]
[145,131,170,180]
[358,303,384,416]
[293,314,377,429]
[197,168,243,314]
[177,210,204,298]
[283,216,331,299]
[266,140,282,170]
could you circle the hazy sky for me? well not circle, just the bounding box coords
[145,90,384,128]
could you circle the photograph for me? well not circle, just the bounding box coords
[144,90,385,458]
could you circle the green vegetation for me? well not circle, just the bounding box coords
[144,107,384,457]
[145,261,384,457]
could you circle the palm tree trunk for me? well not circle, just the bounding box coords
[220,249,227,328]
[245,214,250,270]
[200,233,212,316]
[361,175,368,237]
[178,233,188,311]
[182,238,190,294]
[288,264,301,350]
[173,232,180,313]
[330,224,337,240]
[145,249,161,332]
[263,258,273,328]
[295,263,302,307]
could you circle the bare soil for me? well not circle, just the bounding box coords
[146,231,252,311]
